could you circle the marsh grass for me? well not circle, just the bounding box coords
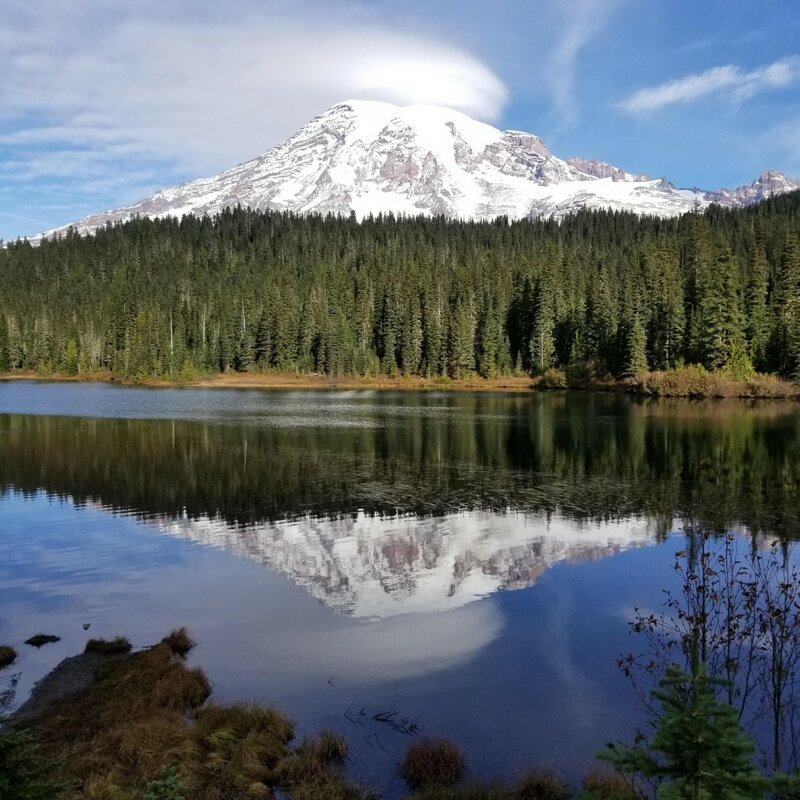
[84,636,132,654]
[532,364,800,399]
[576,771,641,799]
[27,634,210,796]
[407,787,511,800]
[23,630,372,799]
[407,770,572,800]
[511,770,570,800]
[280,733,376,800]
[179,703,294,798]
[0,645,17,669]
[626,366,800,398]
[400,739,466,791]
[161,627,195,658]
[25,634,61,648]
[535,368,568,390]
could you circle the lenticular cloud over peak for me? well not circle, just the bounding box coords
[1,1,508,182]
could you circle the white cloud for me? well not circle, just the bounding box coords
[0,0,507,183]
[544,0,630,128]
[619,57,800,114]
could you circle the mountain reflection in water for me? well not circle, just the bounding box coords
[155,511,654,617]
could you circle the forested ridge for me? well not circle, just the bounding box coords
[1,192,799,381]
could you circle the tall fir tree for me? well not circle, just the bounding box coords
[745,220,770,371]
[696,241,749,372]
[0,316,10,373]
[624,315,649,377]
[684,210,712,364]
[776,232,800,378]
[582,266,616,370]
[529,271,556,374]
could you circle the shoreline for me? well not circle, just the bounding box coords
[0,370,536,393]
[0,368,798,399]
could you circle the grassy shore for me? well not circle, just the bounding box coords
[534,364,800,399]
[8,630,375,800]
[3,630,635,800]
[0,369,535,393]
[2,366,798,399]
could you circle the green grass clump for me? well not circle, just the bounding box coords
[400,738,466,791]
[144,766,186,800]
[24,633,61,648]
[84,636,132,654]
[0,646,17,669]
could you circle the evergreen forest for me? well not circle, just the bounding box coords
[1,192,800,381]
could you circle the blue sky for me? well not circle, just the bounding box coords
[2,0,799,240]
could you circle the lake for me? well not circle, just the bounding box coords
[1,382,799,796]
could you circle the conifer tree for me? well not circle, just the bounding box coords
[401,293,423,376]
[776,232,800,378]
[447,296,476,378]
[696,242,749,372]
[684,211,712,363]
[603,660,772,800]
[745,220,770,370]
[63,339,80,376]
[645,245,685,370]
[236,334,254,373]
[255,310,271,368]
[530,273,555,374]
[0,719,66,800]
[624,315,649,377]
[0,316,10,373]
[583,267,616,370]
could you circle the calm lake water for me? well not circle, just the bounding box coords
[1,382,799,795]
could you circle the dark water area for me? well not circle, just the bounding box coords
[0,382,799,796]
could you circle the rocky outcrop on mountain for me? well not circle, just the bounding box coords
[706,170,800,206]
[566,157,650,182]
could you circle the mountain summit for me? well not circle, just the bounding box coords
[34,100,800,238]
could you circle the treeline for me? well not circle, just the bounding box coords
[1,193,799,380]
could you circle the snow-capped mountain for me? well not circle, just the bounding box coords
[33,100,800,239]
[155,509,657,618]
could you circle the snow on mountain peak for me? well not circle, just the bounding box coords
[26,100,800,241]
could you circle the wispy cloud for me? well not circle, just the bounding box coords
[545,0,629,128]
[619,56,800,114]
